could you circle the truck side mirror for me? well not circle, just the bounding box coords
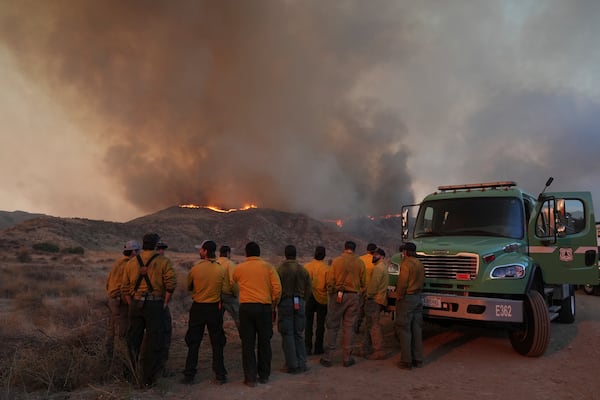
[555,199,567,238]
[401,207,409,240]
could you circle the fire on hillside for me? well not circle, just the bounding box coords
[323,219,344,228]
[179,203,402,228]
[179,203,258,213]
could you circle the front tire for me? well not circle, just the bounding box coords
[509,290,550,357]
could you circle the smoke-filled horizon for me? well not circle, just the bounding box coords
[1,1,600,222]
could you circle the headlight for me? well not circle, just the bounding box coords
[388,263,399,275]
[490,264,526,279]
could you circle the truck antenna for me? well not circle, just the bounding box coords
[537,177,554,201]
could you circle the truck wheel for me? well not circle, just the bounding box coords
[557,286,576,323]
[508,290,550,357]
[583,284,598,296]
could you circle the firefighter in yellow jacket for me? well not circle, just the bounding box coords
[232,241,282,387]
[361,248,389,360]
[320,241,366,368]
[121,233,177,386]
[304,245,329,355]
[182,240,230,385]
[105,240,140,360]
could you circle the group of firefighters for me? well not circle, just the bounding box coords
[105,232,425,387]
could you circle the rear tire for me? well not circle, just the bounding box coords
[557,285,576,323]
[583,284,599,296]
[509,290,550,357]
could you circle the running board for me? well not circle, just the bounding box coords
[548,305,561,321]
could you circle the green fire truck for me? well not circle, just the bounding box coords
[389,178,598,356]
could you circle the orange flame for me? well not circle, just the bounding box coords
[179,204,201,209]
[322,213,401,228]
[380,213,402,219]
[323,219,344,228]
[179,203,257,213]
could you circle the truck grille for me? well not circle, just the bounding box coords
[417,254,479,280]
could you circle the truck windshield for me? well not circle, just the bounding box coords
[414,197,524,239]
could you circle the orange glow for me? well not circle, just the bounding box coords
[380,213,402,219]
[323,219,344,228]
[179,204,201,209]
[205,205,232,213]
[322,213,401,228]
[179,203,257,213]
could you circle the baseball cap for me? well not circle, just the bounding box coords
[194,240,217,253]
[124,240,141,251]
[194,240,208,250]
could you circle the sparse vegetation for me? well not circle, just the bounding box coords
[63,246,85,255]
[0,251,194,399]
[0,255,112,399]
[32,242,60,253]
[16,248,31,263]
[5,329,107,395]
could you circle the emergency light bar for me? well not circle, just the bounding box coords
[438,181,517,192]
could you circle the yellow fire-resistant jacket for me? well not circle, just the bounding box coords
[304,259,329,305]
[106,255,132,298]
[121,250,177,298]
[360,252,375,288]
[217,256,239,297]
[187,258,229,303]
[367,259,389,306]
[396,255,425,299]
[232,256,281,305]
[327,252,366,294]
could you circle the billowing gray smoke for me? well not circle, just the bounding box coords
[0,1,413,219]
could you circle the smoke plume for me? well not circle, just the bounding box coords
[0,1,413,219]
[3,1,600,222]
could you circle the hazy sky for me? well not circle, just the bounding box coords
[1,1,599,222]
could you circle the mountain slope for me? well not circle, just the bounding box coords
[0,210,45,230]
[0,206,404,258]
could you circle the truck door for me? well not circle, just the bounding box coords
[528,192,598,285]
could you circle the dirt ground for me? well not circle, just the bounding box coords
[4,251,600,400]
[81,290,600,400]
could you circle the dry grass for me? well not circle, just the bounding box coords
[0,250,198,399]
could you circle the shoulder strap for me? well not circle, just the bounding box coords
[134,253,160,293]
[137,253,160,267]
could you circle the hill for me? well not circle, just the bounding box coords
[0,206,404,258]
[0,210,45,230]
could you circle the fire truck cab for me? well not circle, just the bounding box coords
[395,179,598,356]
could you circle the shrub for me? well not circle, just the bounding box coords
[32,242,60,253]
[16,248,32,263]
[63,246,85,255]
[3,330,108,394]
